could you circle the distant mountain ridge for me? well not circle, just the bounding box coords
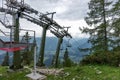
[0,37,91,66]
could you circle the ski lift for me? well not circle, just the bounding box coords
[21,32,31,43]
[67,38,72,48]
[0,23,34,52]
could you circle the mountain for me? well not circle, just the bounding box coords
[0,36,91,66]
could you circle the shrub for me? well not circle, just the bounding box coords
[81,51,120,66]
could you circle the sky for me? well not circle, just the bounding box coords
[0,0,90,38]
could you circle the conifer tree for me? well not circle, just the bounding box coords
[51,55,55,66]
[63,48,72,67]
[80,0,112,52]
[2,52,9,66]
[111,0,120,50]
[21,32,32,65]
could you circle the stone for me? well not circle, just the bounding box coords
[26,72,46,80]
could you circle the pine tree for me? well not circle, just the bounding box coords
[2,52,9,66]
[81,0,113,52]
[21,32,32,65]
[63,48,72,67]
[111,0,120,50]
[51,55,55,66]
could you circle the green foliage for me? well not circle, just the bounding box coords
[12,51,22,70]
[51,55,55,66]
[0,65,120,80]
[47,65,120,80]
[81,0,113,52]
[22,51,31,65]
[111,0,120,48]
[0,66,30,80]
[21,32,33,66]
[81,51,120,66]
[80,0,120,67]
[2,52,9,66]
[63,48,74,67]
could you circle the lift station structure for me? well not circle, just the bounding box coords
[0,0,72,78]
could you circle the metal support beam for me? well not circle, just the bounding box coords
[26,44,44,80]
[54,37,63,68]
[0,7,72,39]
[37,25,48,66]
[13,13,19,42]
[12,12,22,69]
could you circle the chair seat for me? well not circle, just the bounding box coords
[0,46,26,52]
[0,39,33,52]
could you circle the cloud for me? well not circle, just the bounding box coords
[56,0,90,20]
[55,19,89,38]
[0,0,90,38]
[1,0,90,21]
[25,0,90,20]
[24,0,91,37]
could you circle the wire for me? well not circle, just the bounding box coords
[65,37,89,54]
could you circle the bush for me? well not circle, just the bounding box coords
[81,51,120,66]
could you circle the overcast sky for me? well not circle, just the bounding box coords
[0,0,90,38]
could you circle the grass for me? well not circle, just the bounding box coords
[0,66,30,80]
[0,65,120,80]
[47,65,120,80]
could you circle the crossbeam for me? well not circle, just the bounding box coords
[0,7,72,38]
[2,0,72,38]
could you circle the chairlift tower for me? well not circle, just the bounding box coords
[54,37,63,67]
[0,0,72,69]
[38,12,56,66]
[50,27,72,68]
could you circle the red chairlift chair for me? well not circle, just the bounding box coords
[0,39,31,52]
[0,29,34,52]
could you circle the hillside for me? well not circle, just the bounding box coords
[0,37,91,66]
[0,65,120,80]
[48,65,120,80]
